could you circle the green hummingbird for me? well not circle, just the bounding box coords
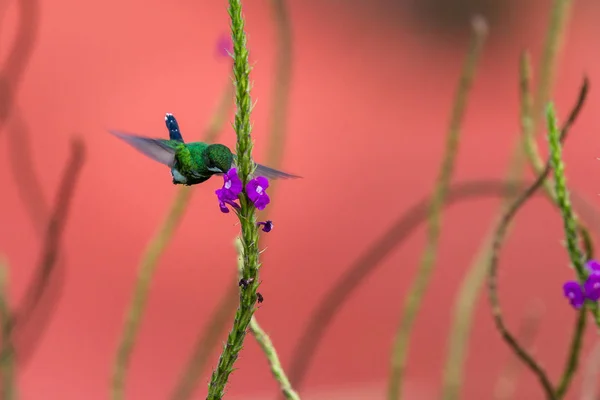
[109,113,300,186]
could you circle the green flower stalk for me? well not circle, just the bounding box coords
[205,1,263,398]
[234,239,299,400]
[546,104,585,278]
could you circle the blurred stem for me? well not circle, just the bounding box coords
[0,257,15,400]
[170,278,238,400]
[285,178,600,392]
[234,239,299,400]
[264,0,293,191]
[388,16,488,400]
[13,138,86,331]
[111,187,194,400]
[493,301,545,400]
[533,0,572,124]
[441,152,521,400]
[556,308,586,398]
[580,340,600,400]
[110,81,233,400]
[441,2,574,398]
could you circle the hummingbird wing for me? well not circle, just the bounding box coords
[231,155,301,179]
[255,163,301,179]
[109,130,177,167]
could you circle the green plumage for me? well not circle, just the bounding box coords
[108,113,299,186]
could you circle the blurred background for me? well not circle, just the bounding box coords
[1,0,600,399]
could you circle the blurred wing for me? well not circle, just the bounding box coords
[255,163,301,180]
[231,155,301,179]
[109,130,177,167]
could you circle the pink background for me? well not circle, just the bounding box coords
[2,1,600,399]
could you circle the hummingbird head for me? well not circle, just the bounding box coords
[205,144,234,174]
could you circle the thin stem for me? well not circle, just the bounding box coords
[440,1,575,395]
[533,0,573,124]
[111,187,194,400]
[493,301,545,400]
[205,0,262,398]
[264,0,293,183]
[170,0,291,395]
[111,81,233,400]
[169,278,238,400]
[388,16,488,400]
[233,239,299,400]
[555,308,586,398]
[487,79,589,400]
[285,179,600,392]
[519,52,593,399]
[12,139,86,352]
[0,258,15,400]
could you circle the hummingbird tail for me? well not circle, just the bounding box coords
[165,113,185,142]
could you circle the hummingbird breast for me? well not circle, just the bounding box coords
[171,168,188,184]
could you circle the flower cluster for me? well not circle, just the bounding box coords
[215,168,273,232]
[563,259,600,309]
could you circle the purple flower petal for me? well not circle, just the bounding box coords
[257,220,273,232]
[255,176,269,190]
[563,281,585,309]
[586,259,600,275]
[218,200,230,213]
[585,274,600,302]
[246,176,270,206]
[223,168,243,198]
[215,169,243,212]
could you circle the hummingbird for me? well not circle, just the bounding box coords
[109,113,300,186]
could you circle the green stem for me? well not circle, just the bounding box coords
[0,257,15,400]
[170,0,291,395]
[486,81,589,400]
[442,1,574,397]
[388,16,488,400]
[264,0,293,178]
[233,239,299,400]
[111,187,194,400]
[205,1,262,398]
[555,308,586,398]
[517,52,592,400]
[111,80,233,400]
[546,103,585,278]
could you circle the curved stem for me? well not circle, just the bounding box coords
[487,78,588,400]
[439,3,575,398]
[387,16,488,400]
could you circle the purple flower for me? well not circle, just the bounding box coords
[215,168,243,213]
[585,274,600,302]
[216,33,233,59]
[563,281,585,309]
[586,259,600,275]
[246,176,270,210]
[257,220,273,233]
